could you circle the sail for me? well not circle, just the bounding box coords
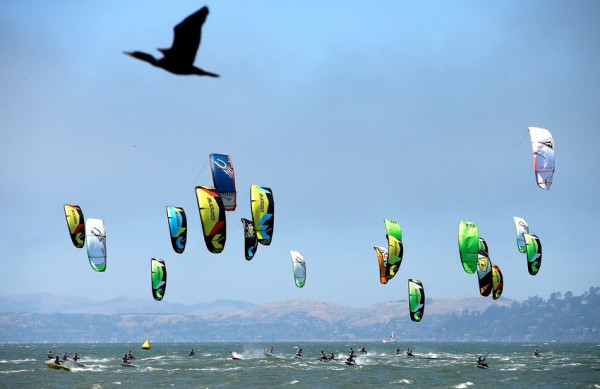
[241,218,258,260]
[513,216,529,253]
[374,246,389,284]
[290,250,306,288]
[151,258,167,301]
[528,127,555,190]
[524,233,542,275]
[478,237,489,256]
[458,221,479,274]
[492,265,504,300]
[64,204,85,248]
[166,206,187,254]
[385,219,403,269]
[195,186,226,253]
[209,153,237,211]
[141,340,150,350]
[408,279,425,322]
[250,185,274,245]
[85,218,106,272]
[476,254,493,297]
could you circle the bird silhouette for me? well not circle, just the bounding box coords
[124,6,219,77]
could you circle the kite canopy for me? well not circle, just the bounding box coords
[85,218,106,272]
[241,218,258,260]
[384,219,403,271]
[477,252,493,297]
[408,279,425,322]
[290,251,306,288]
[528,126,555,190]
[64,204,85,248]
[374,246,390,284]
[251,185,274,246]
[513,216,529,254]
[458,221,479,274]
[209,154,236,211]
[492,265,504,300]
[166,206,187,254]
[524,233,542,276]
[195,186,226,253]
[151,258,167,301]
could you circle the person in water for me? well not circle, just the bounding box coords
[189,349,195,356]
[477,355,488,367]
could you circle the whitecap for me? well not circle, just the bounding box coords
[454,382,474,388]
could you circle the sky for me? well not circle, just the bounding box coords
[1,0,599,308]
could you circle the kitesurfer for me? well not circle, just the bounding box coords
[395,348,401,355]
[330,353,336,360]
[62,352,69,361]
[319,351,327,361]
[477,355,488,368]
[295,348,303,357]
[189,349,196,356]
[534,349,541,357]
[47,351,54,359]
[348,347,356,358]
[73,353,80,361]
[127,350,134,359]
[346,355,356,365]
[406,348,414,357]
[122,354,129,364]
[270,347,274,353]
[360,346,367,353]
[54,356,61,365]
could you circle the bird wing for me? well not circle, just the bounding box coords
[163,6,209,65]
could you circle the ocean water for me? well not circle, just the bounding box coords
[0,342,598,388]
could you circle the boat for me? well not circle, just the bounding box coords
[383,325,398,343]
[46,362,71,371]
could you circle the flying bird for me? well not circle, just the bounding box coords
[124,6,219,77]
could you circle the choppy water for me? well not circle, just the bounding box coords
[1,342,599,388]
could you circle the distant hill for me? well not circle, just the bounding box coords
[1,288,598,343]
[0,293,255,315]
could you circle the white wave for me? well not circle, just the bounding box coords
[390,379,412,384]
[0,358,36,363]
[0,369,33,374]
[454,382,474,388]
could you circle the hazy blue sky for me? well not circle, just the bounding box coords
[1,0,599,307]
